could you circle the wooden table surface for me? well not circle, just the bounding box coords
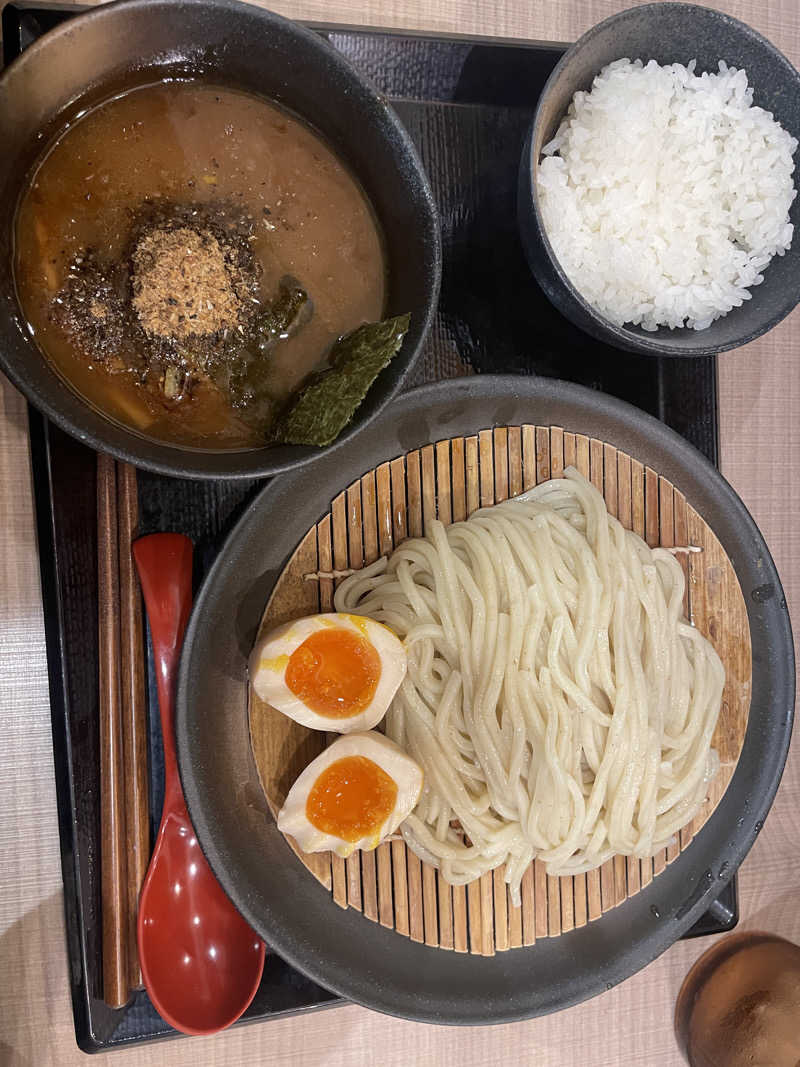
[1,1,798,1064]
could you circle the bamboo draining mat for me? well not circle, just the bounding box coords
[249,426,752,956]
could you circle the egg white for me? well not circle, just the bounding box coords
[277,731,423,857]
[249,613,406,732]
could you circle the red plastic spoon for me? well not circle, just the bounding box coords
[133,533,265,1036]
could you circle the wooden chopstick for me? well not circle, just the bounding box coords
[117,461,148,992]
[97,453,129,1007]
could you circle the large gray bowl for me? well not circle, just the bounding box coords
[518,3,800,357]
[176,375,794,1024]
[0,0,440,479]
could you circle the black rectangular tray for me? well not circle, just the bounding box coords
[3,3,737,1052]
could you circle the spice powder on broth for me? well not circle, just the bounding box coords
[14,81,386,448]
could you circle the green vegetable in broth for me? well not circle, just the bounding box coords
[218,279,312,427]
[273,313,411,447]
[255,277,311,353]
[220,349,276,429]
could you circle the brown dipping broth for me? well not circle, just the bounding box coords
[14,81,386,449]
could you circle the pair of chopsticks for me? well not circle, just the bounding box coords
[97,454,149,1008]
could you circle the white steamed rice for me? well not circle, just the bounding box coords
[536,59,798,331]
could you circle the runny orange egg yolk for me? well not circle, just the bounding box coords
[285,627,381,718]
[305,755,398,843]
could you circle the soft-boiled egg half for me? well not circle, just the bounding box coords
[249,613,406,732]
[277,731,423,857]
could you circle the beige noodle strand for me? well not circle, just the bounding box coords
[334,469,724,905]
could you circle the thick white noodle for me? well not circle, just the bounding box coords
[334,469,724,906]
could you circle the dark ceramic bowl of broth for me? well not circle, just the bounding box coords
[0,0,440,478]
